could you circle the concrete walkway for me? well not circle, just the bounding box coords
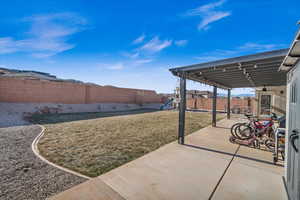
[50,118,287,200]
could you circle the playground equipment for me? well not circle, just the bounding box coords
[160,98,175,110]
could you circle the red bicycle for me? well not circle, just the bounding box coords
[229,130,260,148]
[230,113,278,150]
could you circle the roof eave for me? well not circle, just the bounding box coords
[170,48,289,73]
[279,28,300,71]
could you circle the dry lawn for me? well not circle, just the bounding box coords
[35,110,224,177]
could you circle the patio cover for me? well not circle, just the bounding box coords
[169,48,290,144]
[169,48,289,89]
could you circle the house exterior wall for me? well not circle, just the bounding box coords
[255,86,287,116]
[284,61,300,179]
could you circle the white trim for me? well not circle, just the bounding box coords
[31,125,92,180]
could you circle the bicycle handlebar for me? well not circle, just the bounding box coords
[271,112,278,120]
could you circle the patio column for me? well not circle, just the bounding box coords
[178,74,186,145]
[227,89,231,119]
[212,86,217,127]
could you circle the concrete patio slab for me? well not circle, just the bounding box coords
[235,145,284,174]
[184,119,241,157]
[212,158,287,200]
[99,141,235,200]
[49,178,125,200]
[50,118,287,200]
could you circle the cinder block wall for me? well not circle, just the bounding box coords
[187,97,254,113]
[0,77,162,104]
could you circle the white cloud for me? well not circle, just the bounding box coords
[132,34,145,44]
[122,52,140,59]
[0,64,7,68]
[184,0,231,30]
[195,56,225,62]
[139,36,172,53]
[96,58,153,71]
[0,37,19,54]
[107,63,125,70]
[123,35,171,64]
[0,12,87,58]
[185,0,226,15]
[195,42,284,62]
[175,40,188,47]
[133,59,153,65]
[238,42,278,51]
[31,52,58,58]
[198,11,231,30]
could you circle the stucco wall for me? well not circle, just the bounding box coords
[255,86,287,116]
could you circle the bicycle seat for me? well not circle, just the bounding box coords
[244,114,253,118]
[271,112,278,120]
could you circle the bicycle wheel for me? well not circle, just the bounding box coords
[265,139,275,151]
[231,123,244,138]
[253,139,260,149]
[229,136,236,143]
[234,124,253,140]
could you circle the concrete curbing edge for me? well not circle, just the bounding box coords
[31,125,92,180]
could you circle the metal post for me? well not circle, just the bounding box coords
[227,89,231,119]
[178,74,186,144]
[212,86,217,127]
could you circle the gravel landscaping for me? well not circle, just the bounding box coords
[0,125,87,200]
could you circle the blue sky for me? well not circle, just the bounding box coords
[0,0,299,94]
